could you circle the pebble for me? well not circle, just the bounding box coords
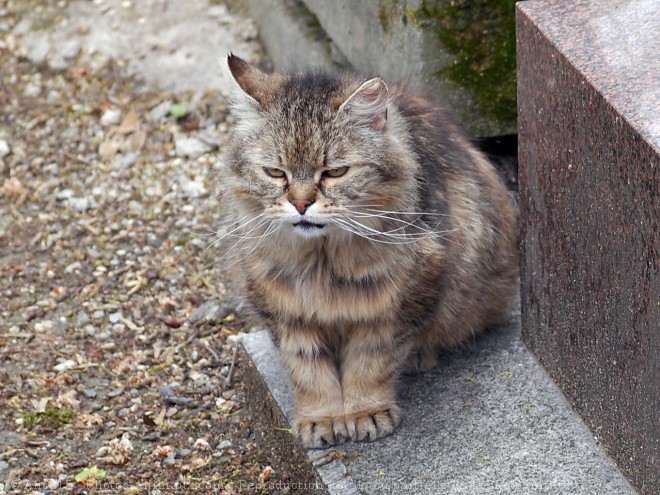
[0,460,9,477]
[147,100,172,122]
[65,262,83,274]
[174,135,213,159]
[34,320,54,333]
[221,389,235,400]
[82,389,97,399]
[142,432,161,442]
[117,408,130,417]
[176,448,192,458]
[216,440,233,451]
[53,359,77,372]
[101,108,122,127]
[162,453,176,467]
[0,139,10,158]
[66,196,92,212]
[92,310,105,319]
[188,301,234,324]
[179,176,207,197]
[107,387,125,398]
[23,82,42,97]
[108,311,122,324]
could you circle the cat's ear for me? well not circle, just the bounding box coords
[337,77,389,131]
[223,53,280,106]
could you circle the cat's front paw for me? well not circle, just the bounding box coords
[345,405,402,442]
[294,416,348,449]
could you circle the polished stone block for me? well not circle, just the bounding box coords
[517,1,659,493]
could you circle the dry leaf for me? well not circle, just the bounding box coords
[116,107,139,135]
[153,406,167,425]
[57,389,80,410]
[260,466,274,482]
[193,438,211,451]
[98,139,119,159]
[1,178,26,197]
[127,129,146,153]
[31,397,50,413]
[153,445,174,458]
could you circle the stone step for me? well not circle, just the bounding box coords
[240,303,638,494]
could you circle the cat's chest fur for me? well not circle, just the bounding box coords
[245,239,409,324]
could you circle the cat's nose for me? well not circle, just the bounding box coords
[290,198,314,215]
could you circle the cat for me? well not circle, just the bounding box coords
[219,54,518,449]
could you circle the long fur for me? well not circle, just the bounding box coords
[218,55,518,449]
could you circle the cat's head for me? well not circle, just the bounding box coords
[222,54,419,242]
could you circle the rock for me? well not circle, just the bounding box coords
[108,311,122,324]
[101,108,122,127]
[23,33,50,66]
[0,460,10,479]
[0,140,9,158]
[162,453,176,467]
[147,100,172,122]
[34,320,54,333]
[66,196,92,212]
[23,82,42,97]
[82,389,97,399]
[75,311,90,326]
[226,333,244,346]
[176,448,192,458]
[216,440,233,451]
[53,359,77,372]
[179,176,207,197]
[174,135,213,159]
[107,387,125,398]
[188,301,234,325]
[66,262,83,274]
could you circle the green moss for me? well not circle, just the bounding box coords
[411,0,518,128]
[23,405,75,430]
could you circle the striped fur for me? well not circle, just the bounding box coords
[219,55,518,448]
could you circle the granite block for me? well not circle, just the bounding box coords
[517,1,659,493]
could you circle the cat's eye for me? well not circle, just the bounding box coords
[263,167,286,179]
[322,166,350,179]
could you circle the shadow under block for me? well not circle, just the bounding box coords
[516,1,659,493]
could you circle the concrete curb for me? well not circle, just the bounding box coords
[240,303,638,494]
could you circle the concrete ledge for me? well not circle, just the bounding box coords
[240,302,637,494]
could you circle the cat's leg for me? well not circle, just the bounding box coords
[340,323,412,442]
[276,326,348,449]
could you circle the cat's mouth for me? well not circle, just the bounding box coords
[293,220,326,230]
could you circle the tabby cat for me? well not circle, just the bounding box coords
[220,54,518,449]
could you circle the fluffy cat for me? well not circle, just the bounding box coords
[219,54,518,449]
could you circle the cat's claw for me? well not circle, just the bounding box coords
[295,417,348,449]
[345,406,402,442]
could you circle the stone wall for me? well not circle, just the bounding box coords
[248,0,517,138]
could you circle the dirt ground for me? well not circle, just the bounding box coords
[0,1,292,494]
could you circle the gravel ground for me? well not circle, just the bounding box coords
[0,2,291,493]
